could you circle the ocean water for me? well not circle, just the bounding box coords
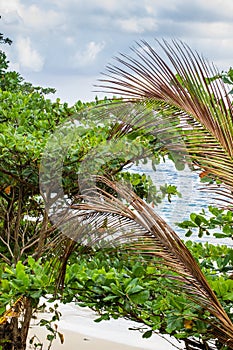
[130,159,232,246]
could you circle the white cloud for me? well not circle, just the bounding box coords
[0,0,23,28]
[90,0,142,14]
[72,41,105,68]
[16,37,44,72]
[117,17,158,34]
[21,4,62,30]
[65,36,75,46]
[145,0,183,13]
[1,10,22,25]
[0,0,22,12]
[1,1,63,32]
[194,22,233,39]
[194,0,233,19]
[49,0,138,14]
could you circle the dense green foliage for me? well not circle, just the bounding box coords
[1,241,232,348]
[62,244,233,342]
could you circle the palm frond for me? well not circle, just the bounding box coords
[67,176,233,347]
[45,40,233,347]
[97,40,233,204]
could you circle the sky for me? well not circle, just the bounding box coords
[1,0,233,105]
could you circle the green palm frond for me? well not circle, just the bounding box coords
[67,176,233,347]
[98,40,233,203]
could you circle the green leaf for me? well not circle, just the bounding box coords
[213,233,228,239]
[94,313,110,322]
[130,290,150,304]
[47,334,55,341]
[142,330,153,338]
[166,316,183,333]
[127,285,144,294]
[103,295,119,301]
[30,290,43,299]
[185,229,193,237]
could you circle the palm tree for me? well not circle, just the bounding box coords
[54,40,233,349]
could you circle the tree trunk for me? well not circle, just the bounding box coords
[0,297,33,350]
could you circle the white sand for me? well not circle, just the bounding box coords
[28,327,157,350]
[27,302,184,350]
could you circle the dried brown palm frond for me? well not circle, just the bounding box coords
[97,40,233,205]
[64,175,233,348]
[43,40,233,348]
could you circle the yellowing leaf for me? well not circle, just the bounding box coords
[4,186,11,195]
[184,319,194,329]
[58,332,64,344]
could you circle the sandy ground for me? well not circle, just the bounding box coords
[27,301,184,350]
[28,327,157,350]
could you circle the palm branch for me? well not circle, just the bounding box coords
[65,175,233,348]
[97,39,233,205]
[44,40,233,348]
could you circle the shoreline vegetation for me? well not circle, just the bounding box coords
[1,30,233,350]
